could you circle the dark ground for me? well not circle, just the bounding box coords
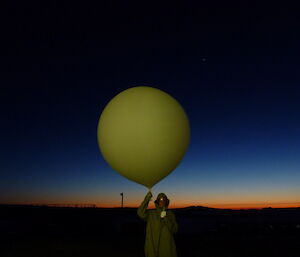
[1,204,300,257]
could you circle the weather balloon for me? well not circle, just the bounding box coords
[97,86,190,189]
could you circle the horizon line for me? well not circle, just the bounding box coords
[1,202,300,210]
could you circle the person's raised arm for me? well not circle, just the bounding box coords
[137,191,152,221]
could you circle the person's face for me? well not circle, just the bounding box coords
[158,197,166,208]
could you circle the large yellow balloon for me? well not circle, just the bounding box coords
[97,86,190,189]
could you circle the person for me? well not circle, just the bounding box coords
[137,190,178,257]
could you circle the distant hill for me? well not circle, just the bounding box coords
[182,205,217,210]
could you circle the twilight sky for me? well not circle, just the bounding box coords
[1,1,300,209]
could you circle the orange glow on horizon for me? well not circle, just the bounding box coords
[93,202,300,210]
[2,201,300,210]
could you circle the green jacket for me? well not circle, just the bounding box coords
[137,192,178,257]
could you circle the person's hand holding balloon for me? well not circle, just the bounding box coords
[145,190,153,201]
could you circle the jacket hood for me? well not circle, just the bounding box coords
[154,193,170,210]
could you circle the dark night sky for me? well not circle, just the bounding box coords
[1,1,300,208]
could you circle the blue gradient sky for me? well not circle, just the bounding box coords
[1,1,300,209]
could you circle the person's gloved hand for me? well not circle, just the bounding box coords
[160,210,166,218]
[145,190,153,201]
